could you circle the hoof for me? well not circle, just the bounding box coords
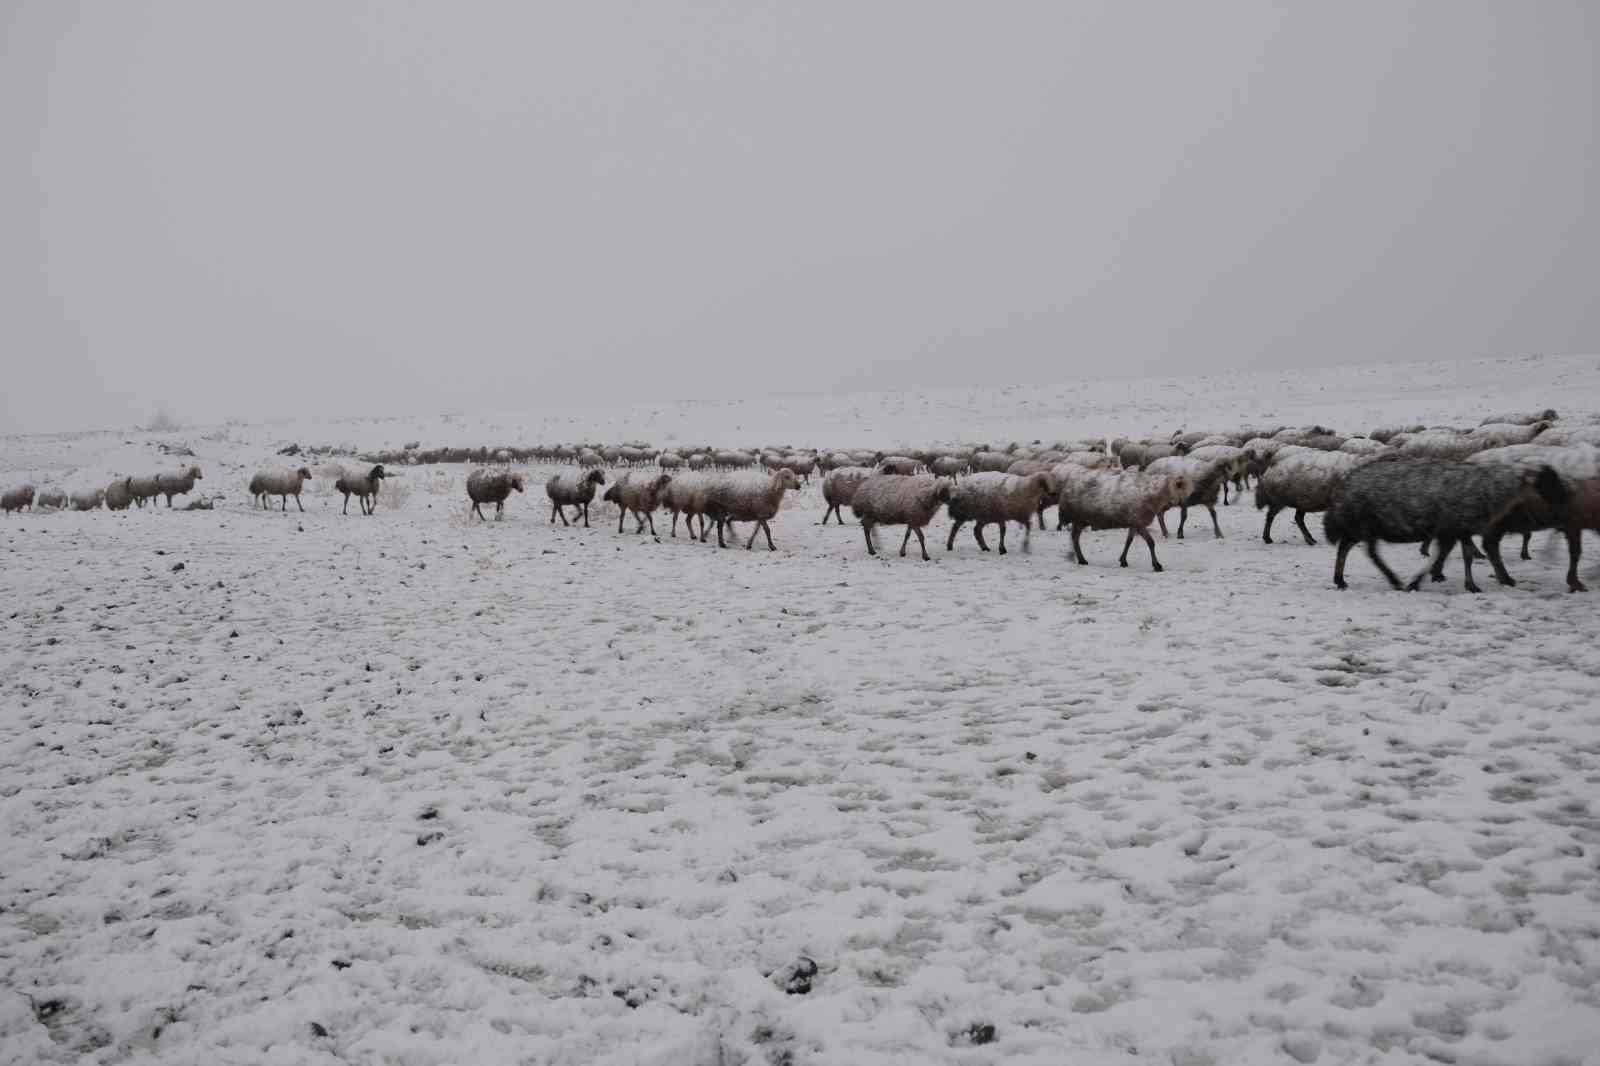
[1570,581,1588,593]
[1431,572,1445,582]
[1119,559,1129,568]
[1334,580,1347,590]
[997,547,1007,555]
[1465,584,1483,594]
[1152,563,1163,572]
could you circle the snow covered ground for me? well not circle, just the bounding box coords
[3,353,1599,1065]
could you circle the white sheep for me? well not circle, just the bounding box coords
[334,464,388,515]
[849,474,955,561]
[545,470,607,526]
[1479,409,1558,427]
[1144,455,1231,538]
[821,466,876,525]
[703,469,802,550]
[928,455,971,478]
[156,465,204,507]
[944,471,1056,554]
[877,456,921,476]
[249,467,314,512]
[1254,450,1363,544]
[660,472,714,538]
[70,489,106,511]
[128,475,161,508]
[1,485,36,514]
[608,471,673,535]
[104,477,134,511]
[1055,467,1193,572]
[35,490,67,511]
[466,468,527,521]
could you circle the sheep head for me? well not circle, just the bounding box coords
[296,467,313,479]
[773,469,801,493]
[368,465,388,481]
[586,470,606,485]
[1167,475,1194,506]
[510,474,527,492]
[651,474,671,492]
[933,480,955,504]
[1530,465,1569,510]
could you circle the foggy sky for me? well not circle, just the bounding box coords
[4,1,1597,434]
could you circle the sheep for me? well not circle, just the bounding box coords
[1184,445,1248,504]
[970,450,1014,473]
[944,472,1056,554]
[850,475,954,561]
[1254,450,1364,545]
[1539,424,1600,448]
[1480,409,1558,427]
[466,468,527,521]
[1117,441,1189,470]
[70,489,106,511]
[334,464,387,515]
[156,464,204,507]
[36,490,67,511]
[1055,467,1193,572]
[1338,437,1387,456]
[128,475,162,508]
[702,469,802,550]
[249,467,314,512]
[821,466,876,525]
[609,471,673,535]
[104,477,134,511]
[546,470,607,526]
[1468,443,1600,591]
[660,472,714,538]
[658,451,684,470]
[1476,421,1552,445]
[1144,455,1231,538]
[1,485,36,514]
[1323,458,1569,593]
[877,456,920,476]
[1394,428,1519,462]
[929,455,970,479]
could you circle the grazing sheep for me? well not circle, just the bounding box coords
[1056,468,1193,572]
[249,467,314,512]
[1480,409,1558,427]
[609,471,673,535]
[1255,450,1364,545]
[929,455,970,479]
[128,475,161,508]
[334,464,387,515]
[104,477,134,511]
[821,466,876,525]
[850,475,954,561]
[1,485,36,514]
[944,472,1056,554]
[156,465,204,507]
[546,470,607,526]
[1323,458,1568,593]
[70,489,106,511]
[35,490,67,511]
[1145,456,1230,538]
[661,472,714,538]
[466,468,527,521]
[703,469,802,550]
[1468,443,1600,591]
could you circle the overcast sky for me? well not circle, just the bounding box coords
[3,1,1596,433]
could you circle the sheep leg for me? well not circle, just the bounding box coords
[646,513,658,536]
[1022,516,1032,554]
[913,526,931,561]
[1481,531,1517,587]
[342,493,351,515]
[1365,540,1405,590]
[1157,511,1169,538]
[633,512,646,534]
[716,518,728,549]
[1141,527,1163,572]
[473,502,485,521]
[760,520,776,551]
[997,523,1008,555]
[1565,526,1587,592]
[581,503,590,528]
[1070,524,1088,565]
[1520,531,1532,561]
[1262,505,1280,543]
[899,526,913,557]
[1293,509,1315,546]
[1333,539,1354,588]
[294,494,303,513]
[863,522,877,556]
[1460,538,1484,594]
[1118,528,1136,567]
[1221,480,1230,506]
[618,507,626,533]
[973,523,991,552]
[1176,506,1187,539]
[946,518,965,551]
[1411,538,1454,590]
[1206,505,1222,539]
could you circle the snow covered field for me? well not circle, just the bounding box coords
[4,354,1600,1065]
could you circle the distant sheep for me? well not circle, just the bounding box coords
[70,489,106,511]
[36,490,67,511]
[929,455,970,479]
[1055,468,1193,572]
[1480,409,1558,427]
[945,471,1056,554]
[877,456,920,476]
[546,470,606,527]
[466,468,527,521]
[703,469,802,550]
[128,475,161,508]
[1,485,36,514]
[249,467,314,512]
[1323,458,1568,593]
[1255,450,1363,545]
[334,464,387,515]
[1118,441,1189,470]
[821,466,876,525]
[850,475,954,561]
[156,465,204,507]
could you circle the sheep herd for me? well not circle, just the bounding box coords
[6,408,1600,592]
